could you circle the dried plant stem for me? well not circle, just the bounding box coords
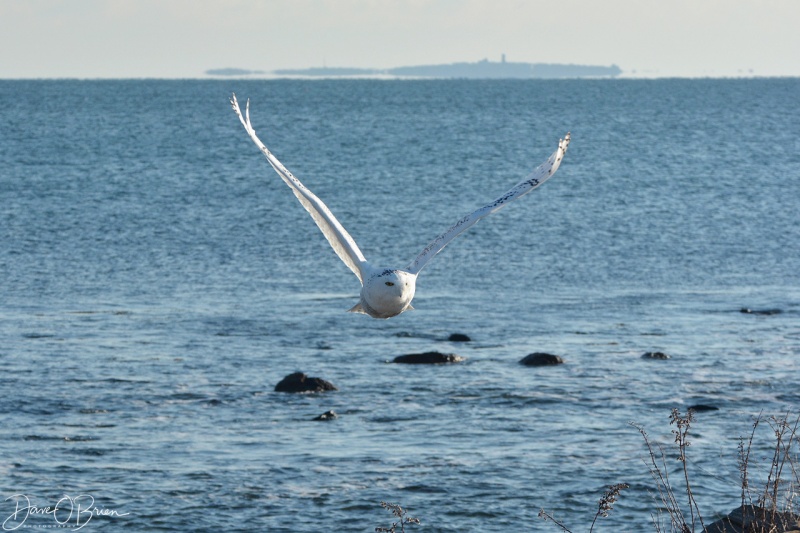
[535,410,800,532]
[669,409,705,532]
[762,413,800,525]
[589,483,629,533]
[537,508,573,533]
[375,501,420,533]
[738,412,760,512]
[633,422,686,532]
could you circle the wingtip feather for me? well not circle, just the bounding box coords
[245,98,251,128]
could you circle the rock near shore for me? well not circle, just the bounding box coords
[274,372,338,393]
[642,351,671,360]
[519,353,564,366]
[392,352,464,364]
[705,504,800,532]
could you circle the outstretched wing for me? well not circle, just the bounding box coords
[231,94,369,283]
[406,133,570,275]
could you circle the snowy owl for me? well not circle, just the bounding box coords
[231,94,570,319]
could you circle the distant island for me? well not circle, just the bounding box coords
[207,57,622,79]
[205,68,266,77]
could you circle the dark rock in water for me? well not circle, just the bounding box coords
[313,410,338,421]
[704,504,800,532]
[393,351,464,364]
[688,404,719,412]
[642,351,671,360]
[448,333,471,342]
[740,307,783,315]
[520,353,564,366]
[274,372,337,393]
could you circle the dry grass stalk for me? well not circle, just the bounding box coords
[539,410,799,532]
[538,482,629,533]
[637,410,800,533]
[375,501,421,533]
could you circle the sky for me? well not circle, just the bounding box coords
[1,0,799,79]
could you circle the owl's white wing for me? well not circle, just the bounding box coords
[406,133,570,275]
[231,94,368,283]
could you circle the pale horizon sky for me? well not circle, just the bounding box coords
[2,0,799,79]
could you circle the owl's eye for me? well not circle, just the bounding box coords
[385,281,395,286]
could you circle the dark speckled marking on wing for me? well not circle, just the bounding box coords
[406,133,569,275]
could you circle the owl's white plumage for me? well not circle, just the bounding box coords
[231,94,569,319]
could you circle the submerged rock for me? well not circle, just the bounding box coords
[313,410,338,421]
[392,351,464,364]
[392,331,437,340]
[447,333,471,342]
[642,351,671,360]
[274,372,338,393]
[740,307,783,315]
[520,353,564,366]
[688,404,719,412]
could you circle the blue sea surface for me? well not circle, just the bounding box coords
[1,78,799,531]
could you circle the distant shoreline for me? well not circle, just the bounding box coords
[207,59,622,79]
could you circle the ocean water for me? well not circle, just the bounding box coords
[1,78,799,532]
